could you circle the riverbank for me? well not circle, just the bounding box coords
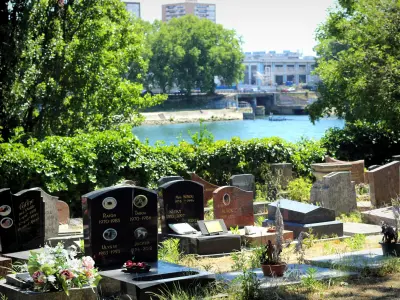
[141,108,248,125]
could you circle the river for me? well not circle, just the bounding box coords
[132,115,345,145]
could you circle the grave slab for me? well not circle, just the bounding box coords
[262,219,343,238]
[189,172,219,206]
[362,207,396,227]
[343,222,382,236]
[270,163,293,189]
[238,228,294,246]
[229,174,255,194]
[99,261,215,300]
[213,186,254,228]
[268,199,336,224]
[311,163,352,181]
[305,248,390,271]
[218,264,357,288]
[168,232,241,255]
[325,156,365,184]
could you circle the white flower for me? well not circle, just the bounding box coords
[68,258,82,272]
[82,256,95,270]
[48,275,56,283]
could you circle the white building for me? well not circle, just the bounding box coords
[240,51,318,87]
[162,0,216,23]
[123,1,141,18]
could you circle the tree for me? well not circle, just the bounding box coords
[309,0,400,130]
[0,0,164,141]
[147,15,244,95]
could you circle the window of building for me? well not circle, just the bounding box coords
[275,75,283,85]
[299,75,306,83]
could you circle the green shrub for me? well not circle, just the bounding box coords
[287,178,312,203]
[322,121,400,166]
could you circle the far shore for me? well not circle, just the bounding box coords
[141,108,250,125]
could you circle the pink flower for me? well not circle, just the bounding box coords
[32,271,46,284]
[137,262,144,268]
[59,269,74,280]
[82,256,95,270]
[124,260,135,269]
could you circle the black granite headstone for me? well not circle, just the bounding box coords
[158,180,204,235]
[268,199,335,224]
[82,186,158,269]
[12,189,44,251]
[157,176,184,186]
[0,189,18,253]
[229,174,255,193]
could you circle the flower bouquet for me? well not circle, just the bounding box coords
[122,260,151,273]
[27,243,101,295]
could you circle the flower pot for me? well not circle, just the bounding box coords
[261,263,287,277]
[379,242,400,257]
[267,228,276,233]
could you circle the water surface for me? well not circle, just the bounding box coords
[133,115,345,145]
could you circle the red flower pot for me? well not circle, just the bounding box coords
[261,263,287,277]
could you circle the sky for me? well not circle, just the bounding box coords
[139,0,336,56]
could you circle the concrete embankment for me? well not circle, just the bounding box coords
[141,108,248,125]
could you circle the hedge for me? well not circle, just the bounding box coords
[0,128,326,216]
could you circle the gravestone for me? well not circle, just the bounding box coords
[270,163,293,189]
[311,163,352,181]
[325,156,365,184]
[157,176,184,186]
[158,180,204,235]
[0,189,18,253]
[213,186,254,228]
[189,172,219,206]
[310,172,357,216]
[229,174,255,194]
[56,200,70,225]
[265,199,342,238]
[31,188,58,240]
[82,186,158,269]
[12,189,44,251]
[366,161,400,207]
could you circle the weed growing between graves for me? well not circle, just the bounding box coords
[158,239,181,264]
[255,216,265,227]
[376,256,400,276]
[344,234,366,251]
[287,177,312,203]
[336,211,363,223]
[300,267,324,291]
[0,294,8,300]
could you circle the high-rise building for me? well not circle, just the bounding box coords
[162,0,216,23]
[123,1,141,18]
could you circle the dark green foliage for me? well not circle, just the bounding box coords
[322,121,400,166]
[0,129,326,216]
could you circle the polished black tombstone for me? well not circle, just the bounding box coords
[12,189,44,251]
[82,186,158,269]
[0,189,18,253]
[158,180,204,235]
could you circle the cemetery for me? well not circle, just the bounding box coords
[0,157,399,300]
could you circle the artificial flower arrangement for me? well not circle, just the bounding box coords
[27,243,101,295]
[122,260,151,273]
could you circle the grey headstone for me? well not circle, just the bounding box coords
[270,163,293,189]
[157,176,184,186]
[343,222,381,236]
[310,172,357,216]
[268,199,335,224]
[229,174,255,193]
[368,165,380,171]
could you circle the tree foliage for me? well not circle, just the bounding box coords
[0,0,164,141]
[147,15,244,95]
[309,0,400,130]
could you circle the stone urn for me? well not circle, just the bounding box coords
[261,263,287,277]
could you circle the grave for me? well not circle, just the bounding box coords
[366,161,400,207]
[311,162,352,181]
[270,163,293,189]
[32,188,59,240]
[362,206,397,227]
[188,172,219,205]
[239,227,294,246]
[343,222,381,236]
[263,199,343,238]
[310,171,357,216]
[305,248,390,271]
[325,156,365,184]
[82,186,158,269]
[56,200,70,225]
[157,176,184,186]
[158,180,204,235]
[229,174,255,194]
[168,220,241,255]
[213,186,254,228]
[0,188,45,253]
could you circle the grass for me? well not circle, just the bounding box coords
[336,211,363,223]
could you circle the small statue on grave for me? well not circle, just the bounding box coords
[381,221,398,244]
